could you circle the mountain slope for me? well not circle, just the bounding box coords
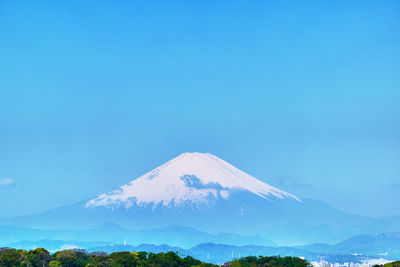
[86,152,299,209]
[2,152,400,245]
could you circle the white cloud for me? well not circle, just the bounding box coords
[0,178,16,187]
[60,244,80,251]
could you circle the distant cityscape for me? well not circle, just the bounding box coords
[311,258,392,267]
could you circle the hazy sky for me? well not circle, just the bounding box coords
[1,0,399,218]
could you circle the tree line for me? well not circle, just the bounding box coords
[224,256,310,267]
[0,247,311,267]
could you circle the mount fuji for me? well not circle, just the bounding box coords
[86,152,300,210]
[3,152,400,245]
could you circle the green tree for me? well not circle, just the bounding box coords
[0,248,23,267]
[53,249,90,267]
[385,262,400,267]
[182,255,201,267]
[147,251,183,267]
[28,248,51,267]
[225,256,310,267]
[49,260,62,267]
[109,251,137,267]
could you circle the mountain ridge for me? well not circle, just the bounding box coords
[2,153,400,245]
[9,233,399,265]
[86,152,300,210]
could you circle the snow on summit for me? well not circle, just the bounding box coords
[86,152,300,209]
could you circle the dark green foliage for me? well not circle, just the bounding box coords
[0,247,310,267]
[192,264,215,267]
[109,251,137,266]
[28,248,51,267]
[53,249,91,267]
[223,255,310,267]
[147,251,202,267]
[0,248,24,267]
[182,255,203,267]
[384,262,400,267]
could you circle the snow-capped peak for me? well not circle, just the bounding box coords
[86,152,300,209]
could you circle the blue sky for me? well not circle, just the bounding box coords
[0,0,399,217]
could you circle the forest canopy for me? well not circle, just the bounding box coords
[0,247,311,267]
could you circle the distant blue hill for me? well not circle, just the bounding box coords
[4,232,400,264]
[4,239,389,265]
[2,196,400,245]
[297,232,400,258]
[2,153,400,245]
[0,223,274,248]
